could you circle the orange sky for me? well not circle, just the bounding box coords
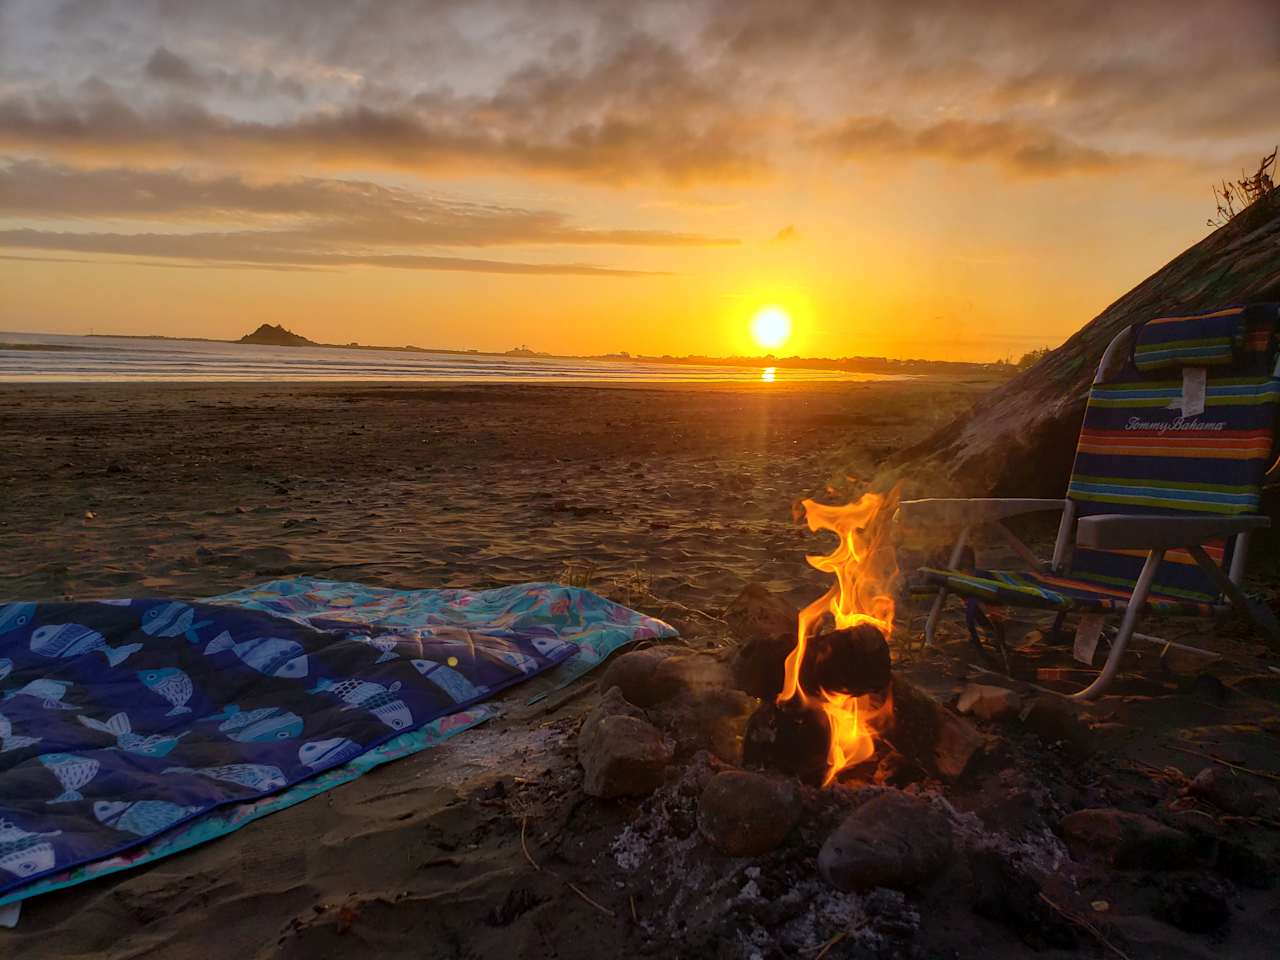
[1,1,1276,361]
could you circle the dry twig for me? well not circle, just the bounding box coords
[1038,893,1131,960]
[1166,745,1280,784]
[518,815,616,918]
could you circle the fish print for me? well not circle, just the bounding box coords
[137,668,194,716]
[348,635,399,663]
[3,678,79,711]
[411,659,485,702]
[77,712,188,757]
[38,753,100,803]
[94,800,199,837]
[29,623,142,667]
[163,763,287,792]
[308,677,413,730]
[0,712,40,753]
[202,704,304,743]
[528,633,573,658]
[0,658,11,683]
[141,602,212,645]
[0,818,60,879]
[0,602,36,637]
[298,737,362,769]
[205,632,308,679]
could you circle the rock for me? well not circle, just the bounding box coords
[723,583,797,646]
[969,849,1076,948]
[742,698,831,785]
[887,676,985,781]
[597,647,683,707]
[732,633,794,699]
[1188,765,1262,817]
[819,792,954,892]
[956,683,1022,722]
[579,715,673,799]
[648,687,756,763]
[1059,808,1195,869]
[697,770,799,856]
[578,686,646,761]
[1018,696,1096,757]
[650,654,734,702]
[1153,875,1231,933]
[1216,837,1275,889]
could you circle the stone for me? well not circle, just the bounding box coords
[697,770,799,856]
[742,698,830,785]
[1018,696,1096,757]
[956,683,1022,722]
[579,715,673,799]
[1059,808,1195,870]
[1188,765,1262,817]
[1153,875,1231,933]
[596,647,682,707]
[968,849,1075,948]
[650,653,734,702]
[648,687,756,763]
[732,633,794,699]
[723,582,798,646]
[887,676,985,781]
[1216,837,1275,889]
[819,792,955,892]
[578,686,646,761]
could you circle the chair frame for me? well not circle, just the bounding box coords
[900,326,1279,700]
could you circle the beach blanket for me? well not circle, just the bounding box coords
[0,580,674,904]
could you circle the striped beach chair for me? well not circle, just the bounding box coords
[900,303,1280,699]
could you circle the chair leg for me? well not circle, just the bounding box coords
[924,588,947,647]
[1069,549,1164,701]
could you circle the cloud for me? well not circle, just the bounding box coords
[0,227,666,275]
[771,224,797,242]
[814,116,1139,177]
[0,159,738,248]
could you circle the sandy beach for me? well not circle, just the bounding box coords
[2,377,1279,959]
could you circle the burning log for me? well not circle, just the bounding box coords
[797,623,891,697]
[741,698,831,786]
[733,623,891,701]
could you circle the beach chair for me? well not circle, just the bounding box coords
[899,303,1280,699]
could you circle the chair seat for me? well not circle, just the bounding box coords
[910,567,1217,617]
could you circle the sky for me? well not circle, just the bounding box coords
[0,0,1277,361]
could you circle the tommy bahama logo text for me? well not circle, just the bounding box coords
[1125,417,1227,433]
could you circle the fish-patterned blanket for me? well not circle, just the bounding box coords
[0,580,674,902]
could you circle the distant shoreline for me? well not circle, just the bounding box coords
[46,331,1015,379]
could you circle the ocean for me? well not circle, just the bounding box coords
[0,333,892,384]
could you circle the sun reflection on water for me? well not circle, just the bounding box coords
[761,366,776,382]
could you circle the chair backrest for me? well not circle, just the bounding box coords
[1065,303,1280,603]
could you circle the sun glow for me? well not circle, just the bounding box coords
[749,306,792,351]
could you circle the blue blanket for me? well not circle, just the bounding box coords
[0,580,673,901]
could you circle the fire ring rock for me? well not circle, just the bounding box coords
[597,647,684,707]
[1059,808,1195,869]
[819,791,955,892]
[580,715,674,799]
[697,770,799,856]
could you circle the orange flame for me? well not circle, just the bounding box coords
[778,489,899,786]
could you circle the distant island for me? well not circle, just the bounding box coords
[238,323,318,347]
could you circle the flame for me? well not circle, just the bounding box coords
[778,488,900,786]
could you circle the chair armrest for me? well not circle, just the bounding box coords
[895,498,1066,528]
[1076,514,1270,550]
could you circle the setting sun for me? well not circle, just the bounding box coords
[750,306,793,351]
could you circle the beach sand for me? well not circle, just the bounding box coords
[2,378,1278,958]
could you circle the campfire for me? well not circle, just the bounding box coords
[743,490,900,786]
